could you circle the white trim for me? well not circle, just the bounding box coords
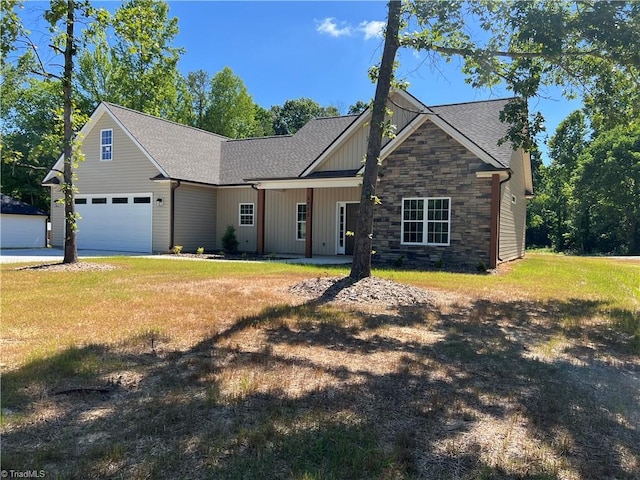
[42,103,169,185]
[100,128,113,161]
[301,111,371,177]
[238,202,254,227]
[400,197,451,247]
[475,170,510,181]
[335,201,359,254]
[253,176,362,190]
[296,203,307,241]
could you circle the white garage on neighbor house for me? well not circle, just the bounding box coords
[1,194,49,249]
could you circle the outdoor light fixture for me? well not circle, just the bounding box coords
[156,197,163,207]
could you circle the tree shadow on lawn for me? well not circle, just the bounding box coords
[2,293,638,479]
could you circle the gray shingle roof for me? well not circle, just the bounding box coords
[1,194,48,216]
[104,103,227,184]
[101,96,516,186]
[221,115,358,183]
[430,98,514,168]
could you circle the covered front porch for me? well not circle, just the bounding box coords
[250,176,362,259]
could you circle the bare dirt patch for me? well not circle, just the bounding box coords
[2,263,638,479]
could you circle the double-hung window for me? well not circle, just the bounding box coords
[401,197,450,246]
[100,129,113,161]
[239,203,254,226]
[296,203,307,241]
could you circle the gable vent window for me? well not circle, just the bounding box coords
[101,129,113,161]
[401,197,451,246]
[239,203,254,226]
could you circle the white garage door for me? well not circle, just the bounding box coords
[0,214,48,248]
[74,194,152,252]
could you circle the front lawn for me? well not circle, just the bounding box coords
[1,253,638,479]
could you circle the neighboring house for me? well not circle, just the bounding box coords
[0,194,49,248]
[42,90,533,270]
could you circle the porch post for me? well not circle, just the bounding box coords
[305,188,313,258]
[257,188,265,255]
[489,173,500,269]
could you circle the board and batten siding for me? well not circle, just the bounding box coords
[173,184,217,252]
[261,187,362,256]
[48,112,171,252]
[498,149,527,262]
[317,96,418,173]
[264,189,306,255]
[311,187,361,255]
[216,187,258,252]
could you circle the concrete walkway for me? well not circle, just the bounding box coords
[0,248,353,266]
[0,248,143,264]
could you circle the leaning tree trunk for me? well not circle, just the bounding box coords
[62,0,78,264]
[349,0,402,279]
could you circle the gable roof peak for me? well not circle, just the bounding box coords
[101,102,230,141]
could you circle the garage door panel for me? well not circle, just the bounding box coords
[75,194,152,252]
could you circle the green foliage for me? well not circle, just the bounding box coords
[203,67,258,138]
[221,225,239,254]
[171,245,183,255]
[402,0,640,151]
[196,247,204,255]
[531,112,639,255]
[572,121,640,254]
[271,98,339,135]
[348,100,370,115]
[77,0,185,119]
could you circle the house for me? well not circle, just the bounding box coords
[0,194,49,249]
[42,90,533,270]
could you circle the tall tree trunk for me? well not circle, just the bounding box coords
[349,0,401,279]
[62,0,78,264]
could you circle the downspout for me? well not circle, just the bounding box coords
[170,180,181,250]
[490,170,512,268]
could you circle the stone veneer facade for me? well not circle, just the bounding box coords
[372,119,495,270]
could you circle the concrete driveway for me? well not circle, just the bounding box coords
[0,248,144,264]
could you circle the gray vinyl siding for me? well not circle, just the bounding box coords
[48,112,171,252]
[499,149,527,261]
[173,184,217,252]
[216,187,258,252]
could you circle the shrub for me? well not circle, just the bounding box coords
[172,245,183,255]
[196,247,205,255]
[222,225,239,253]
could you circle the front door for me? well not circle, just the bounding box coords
[336,202,359,255]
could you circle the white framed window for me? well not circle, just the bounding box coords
[401,197,451,246]
[100,129,113,161]
[296,203,307,241]
[239,203,254,226]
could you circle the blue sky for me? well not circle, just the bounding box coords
[19,0,582,160]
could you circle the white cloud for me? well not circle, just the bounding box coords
[359,20,385,40]
[316,18,352,38]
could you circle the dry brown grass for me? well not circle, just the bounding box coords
[1,255,638,479]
